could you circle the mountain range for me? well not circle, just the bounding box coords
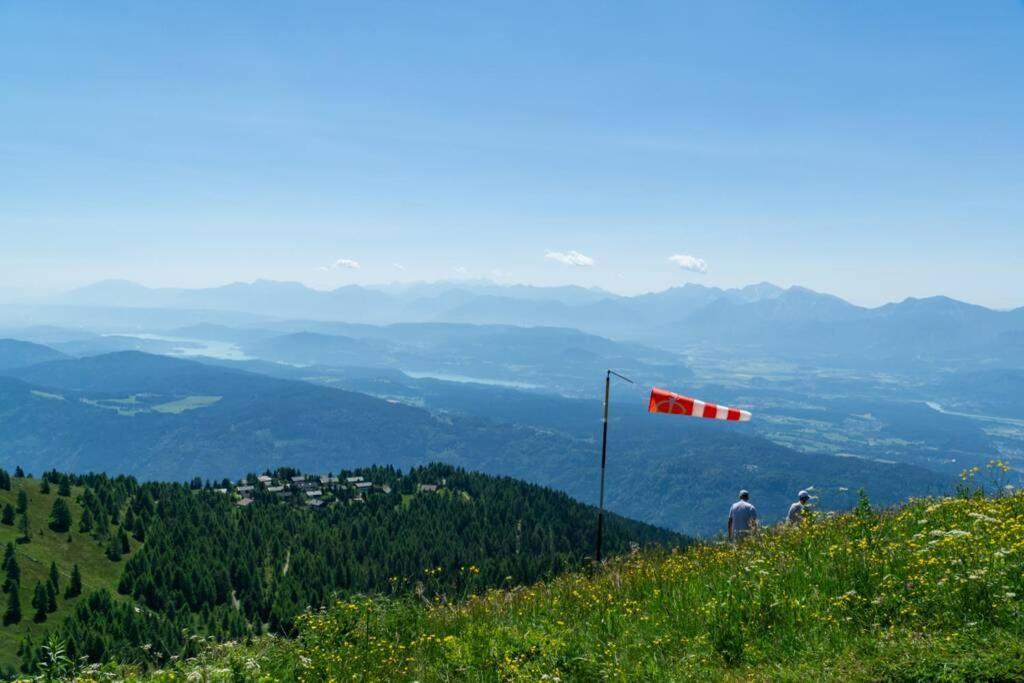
[4,279,1019,370]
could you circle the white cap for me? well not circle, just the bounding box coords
[798,490,810,500]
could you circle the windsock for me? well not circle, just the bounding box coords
[648,387,751,422]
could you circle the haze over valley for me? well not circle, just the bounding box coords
[2,278,1020,536]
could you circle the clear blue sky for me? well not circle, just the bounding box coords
[2,1,1023,307]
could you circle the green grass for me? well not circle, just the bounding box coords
[151,395,221,414]
[80,395,148,416]
[0,479,138,671]
[76,394,222,416]
[27,391,64,402]
[105,490,1024,682]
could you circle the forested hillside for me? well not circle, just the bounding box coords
[0,464,682,675]
[0,340,65,372]
[0,351,954,536]
[0,470,138,675]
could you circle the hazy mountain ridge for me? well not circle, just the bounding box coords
[0,339,66,371]
[30,280,1022,368]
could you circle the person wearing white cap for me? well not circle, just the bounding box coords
[727,490,758,540]
[787,490,811,525]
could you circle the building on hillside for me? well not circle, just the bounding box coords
[214,488,228,494]
[418,484,439,493]
[320,475,339,485]
[290,475,307,483]
[237,498,254,507]
[237,485,254,494]
[266,485,285,493]
[305,489,323,498]
[355,481,373,492]
[346,476,364,484]
[257,475,273,484]
[307,498,325,509]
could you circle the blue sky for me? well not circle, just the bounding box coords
[2,1,1023,307]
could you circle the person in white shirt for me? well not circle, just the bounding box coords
[727,490,758,540]
[787,490,811,525]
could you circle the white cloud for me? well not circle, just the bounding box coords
[319,258,361,271]
[668,254,708,274]
[453,266,468,274]
[545,250,595,267]
[391,263,405,271]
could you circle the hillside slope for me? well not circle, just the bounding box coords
[0,352,954,535]
[0,340,64,372]
[112,490,1024,682]
[7,464,681,674]
[0,476,136,674]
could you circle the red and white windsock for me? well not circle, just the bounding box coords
[648,387,751,422]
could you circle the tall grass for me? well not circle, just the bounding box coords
[87,486,1024,681]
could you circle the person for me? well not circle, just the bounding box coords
[727,490,758,540]
[787,490,811,525]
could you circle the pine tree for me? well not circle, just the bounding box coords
[48,561,59,594]
[119,528,130,555]
[49,498,72,533]
[39,479,50,495]
[78,507,94,533]
[45,580,56,613]
[18,633,37,676]
[3,586,20,625]
[105,534,122,562]
[132,519,146,543]
[0,469,10,490]
[2,544,19,593]
[95,510,109,537]
[58,477,71,497]
[65,564,82,599]
[17,512,29,543]
[31,581,47,622]
[1,504,13,526]
[15,489,27,514]
[13,466,24,479]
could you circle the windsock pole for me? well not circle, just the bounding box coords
[596,369,633,564]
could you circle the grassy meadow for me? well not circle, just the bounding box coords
[0,478,136,672]
[88,484,1024,682]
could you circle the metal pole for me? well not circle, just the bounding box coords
[596,370,611,563]
[595,370,632,564]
